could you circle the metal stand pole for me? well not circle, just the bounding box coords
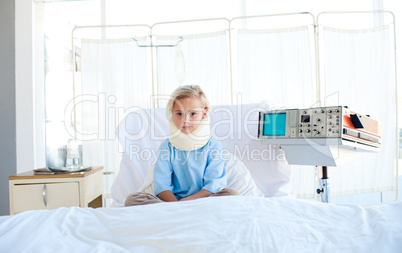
[316,166,330,203]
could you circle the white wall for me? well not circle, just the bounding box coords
[0,0,45,216]
[0,0,16,216]
[15,0,35,174]
[15,0,46,174]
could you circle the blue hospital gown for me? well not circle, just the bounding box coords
[153,137,227,200]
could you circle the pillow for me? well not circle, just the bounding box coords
[137,164,155,195]
[225,154,264,197]
[138,153,264,197]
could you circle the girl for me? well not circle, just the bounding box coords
[124,85,238,206]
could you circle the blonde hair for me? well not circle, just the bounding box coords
[166,85,210,119]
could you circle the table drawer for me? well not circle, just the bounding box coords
[12,182,80,214]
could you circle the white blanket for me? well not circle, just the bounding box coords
[1,197,401,252]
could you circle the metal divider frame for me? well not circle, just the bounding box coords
[69,11,398,202]
[71,13,316,111]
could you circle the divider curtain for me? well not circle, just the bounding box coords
[80,38,150,195]
[155,31,230,107]
[77,15,397,201]
[320,25,397,196]
[235,26,316,108]
[234,25,318,197]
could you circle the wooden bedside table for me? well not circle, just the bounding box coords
[9,166,103,215]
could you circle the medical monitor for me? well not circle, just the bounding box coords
[257,106,381,166]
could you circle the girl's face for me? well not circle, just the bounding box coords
[172,97,207,134]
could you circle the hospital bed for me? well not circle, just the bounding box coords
[0,103,401,252]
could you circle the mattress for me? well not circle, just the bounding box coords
[1,196,401,252]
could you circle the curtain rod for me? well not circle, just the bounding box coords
[132,36,183,48]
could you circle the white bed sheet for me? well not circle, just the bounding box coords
[1,197,401,253]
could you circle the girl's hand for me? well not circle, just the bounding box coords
[180,189,212,201]
[157,190,178,202]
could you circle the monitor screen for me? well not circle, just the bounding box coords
[263,113,286,136]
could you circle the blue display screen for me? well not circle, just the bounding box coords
[263,113,286,136]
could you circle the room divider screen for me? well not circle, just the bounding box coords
[67,11,397,204]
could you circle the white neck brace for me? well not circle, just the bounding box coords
[168,117,211,151]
